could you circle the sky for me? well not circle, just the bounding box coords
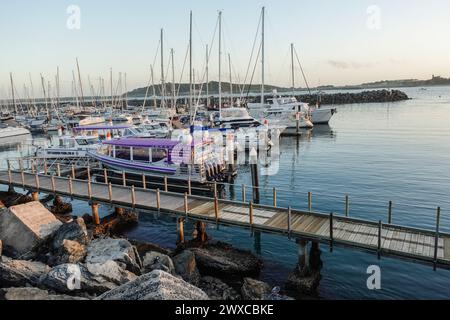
[1,0,450,98]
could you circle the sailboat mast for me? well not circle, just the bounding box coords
[151,66,156,108]
[76,58,85,110]
[261,6,265,105]
[228,53,232,105]
[9,73,17,114]
[160,28,165,109]
[40,74,49,117]
[171,48,176,110]
[291,43,295,96]
[218,11,222,115]
[124,73,128,111]
[72,70,80,109]
[189,11,193,113]
[56,66,60,108]
[206,45,209,108]
[110,68,113,109]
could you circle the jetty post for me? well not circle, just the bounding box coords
[329,212,334,252]
[91,202,100,225]
[177,217,185,244]
[297,238,310,272]
[345,195,349,217]
[388,201,393,224]
[250,148,260,203]
[308,192,312,212]
[434,207,441,269]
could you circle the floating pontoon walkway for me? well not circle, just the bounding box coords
[1,170,449,268]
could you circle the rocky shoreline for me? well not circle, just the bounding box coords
[294,89,409,106]
[0,189,322,300]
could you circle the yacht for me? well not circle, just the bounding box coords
[212,107,261,129]
[0,124,31,138]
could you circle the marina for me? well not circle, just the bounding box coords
[1,1,450,303]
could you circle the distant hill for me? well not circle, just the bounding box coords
[127,76,450,97]
[323,75,450,90]
[127,81,298,97]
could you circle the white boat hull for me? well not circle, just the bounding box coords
[311,108,336,124]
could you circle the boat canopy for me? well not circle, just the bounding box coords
[103,138,196,150]
[73,124,131,131]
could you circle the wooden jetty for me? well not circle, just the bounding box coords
[1,168,449,269]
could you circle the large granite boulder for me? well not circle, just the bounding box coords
[142,251,175,275]
[0,256,50,287]
[172,250,200,286]
[51,218,89,249]
[86,238,142,275]
[241,278,272,300]
[0,201,62,256]
[97,270,209,300]
[40,263,124,295]
[191,242,262,278]
[0,287,88,300]
[48,240,87,266]
[199,276,241,300]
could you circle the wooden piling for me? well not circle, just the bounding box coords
[242,184,246,203]
[273,187,277,207]
[249,201,254,225]
[91,203,100,225]
[122,171,126,187]
[178,218,185,244]
[164,176,168,192]
[44,161,48,175]
[57,163,61,177]
[156,188,161,210]
[345,195,349,217]
[71,165,75,179]
[434,207,441,265]
[142,174,146,189]
[388,201,393,224]
[104,168,108,184]
[308,192,312,212]
[188,178,192,195]
[32,191,39,202]
[329,212,334,252]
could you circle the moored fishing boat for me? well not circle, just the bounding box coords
[88,136,232,188]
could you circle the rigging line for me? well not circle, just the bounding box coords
[294,47,311,95]
[240,10,262,98]
[141,66,153,112]
[175,44,189,100]
[245,41,262,101]
[190,14,220,123]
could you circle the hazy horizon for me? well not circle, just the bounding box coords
[1,0,450,99]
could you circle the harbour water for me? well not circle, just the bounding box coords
[2,86,450,299]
